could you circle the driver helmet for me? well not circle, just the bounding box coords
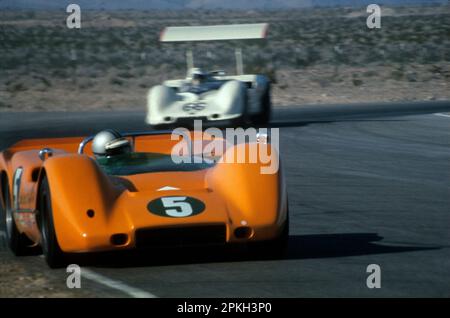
[91,129,131,158]
[189,68,207,85]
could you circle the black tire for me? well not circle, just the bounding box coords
[230,114,247,128]
[248,208,290,260]
[151,124,171,131]
[38,176,66,268]
[239,87,251,127]
[253,86,272,125]
[2,176,34,256]
[267,212,289,258]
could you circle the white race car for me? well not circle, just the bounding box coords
[146,24,272,128]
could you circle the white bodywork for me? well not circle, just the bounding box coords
[146,74,270,125]
[146,23,271,126]
[160,23,269,42]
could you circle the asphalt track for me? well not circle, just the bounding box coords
[0,101,449,297]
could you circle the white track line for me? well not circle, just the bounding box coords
[37,250,156,297]
[434,113,450,118]
[81,268,157,298]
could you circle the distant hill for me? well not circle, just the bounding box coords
[0,0,447,10]
[311,0,447,7]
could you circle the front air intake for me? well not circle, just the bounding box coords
[234,226,253,239]
[110,233,129,246]
[135,224,226,248]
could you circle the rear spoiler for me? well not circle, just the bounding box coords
[159,23,269,75]
[160,23,269,42]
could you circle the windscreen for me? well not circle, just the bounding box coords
[96,152,214,176]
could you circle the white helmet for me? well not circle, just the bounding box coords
[91,129,131,158]
[188,67,207,83]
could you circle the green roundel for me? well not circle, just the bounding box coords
[147,196,205,218]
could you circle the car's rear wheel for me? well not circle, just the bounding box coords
[248,208,289,259]
[38,176,66,268]
[1,176,35,256]
[267,212,289,258]
[253,86,272,125]
[230,89,250,128]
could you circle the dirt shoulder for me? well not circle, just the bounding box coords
[0,248,119,297]
[1,63,448,112]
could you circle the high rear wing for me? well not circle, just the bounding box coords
[160,23,269,42]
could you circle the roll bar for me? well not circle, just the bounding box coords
[77,130,192,155]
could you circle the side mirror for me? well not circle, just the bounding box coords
[39,148,53,161]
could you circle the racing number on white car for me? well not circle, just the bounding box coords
[147,196,205,218]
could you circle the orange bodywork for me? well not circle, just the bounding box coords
[0,132,287,253]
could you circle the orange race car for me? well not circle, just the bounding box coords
[0,129,288,268]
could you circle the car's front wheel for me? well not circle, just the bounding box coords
[1,176,36,256]
[38,176,66,268]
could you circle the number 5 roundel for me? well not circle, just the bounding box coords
[147,196,205,218]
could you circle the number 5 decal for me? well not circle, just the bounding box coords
[147,196,205,218]
[161,196,193,217]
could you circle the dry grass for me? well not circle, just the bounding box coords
[0,251,97,297]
